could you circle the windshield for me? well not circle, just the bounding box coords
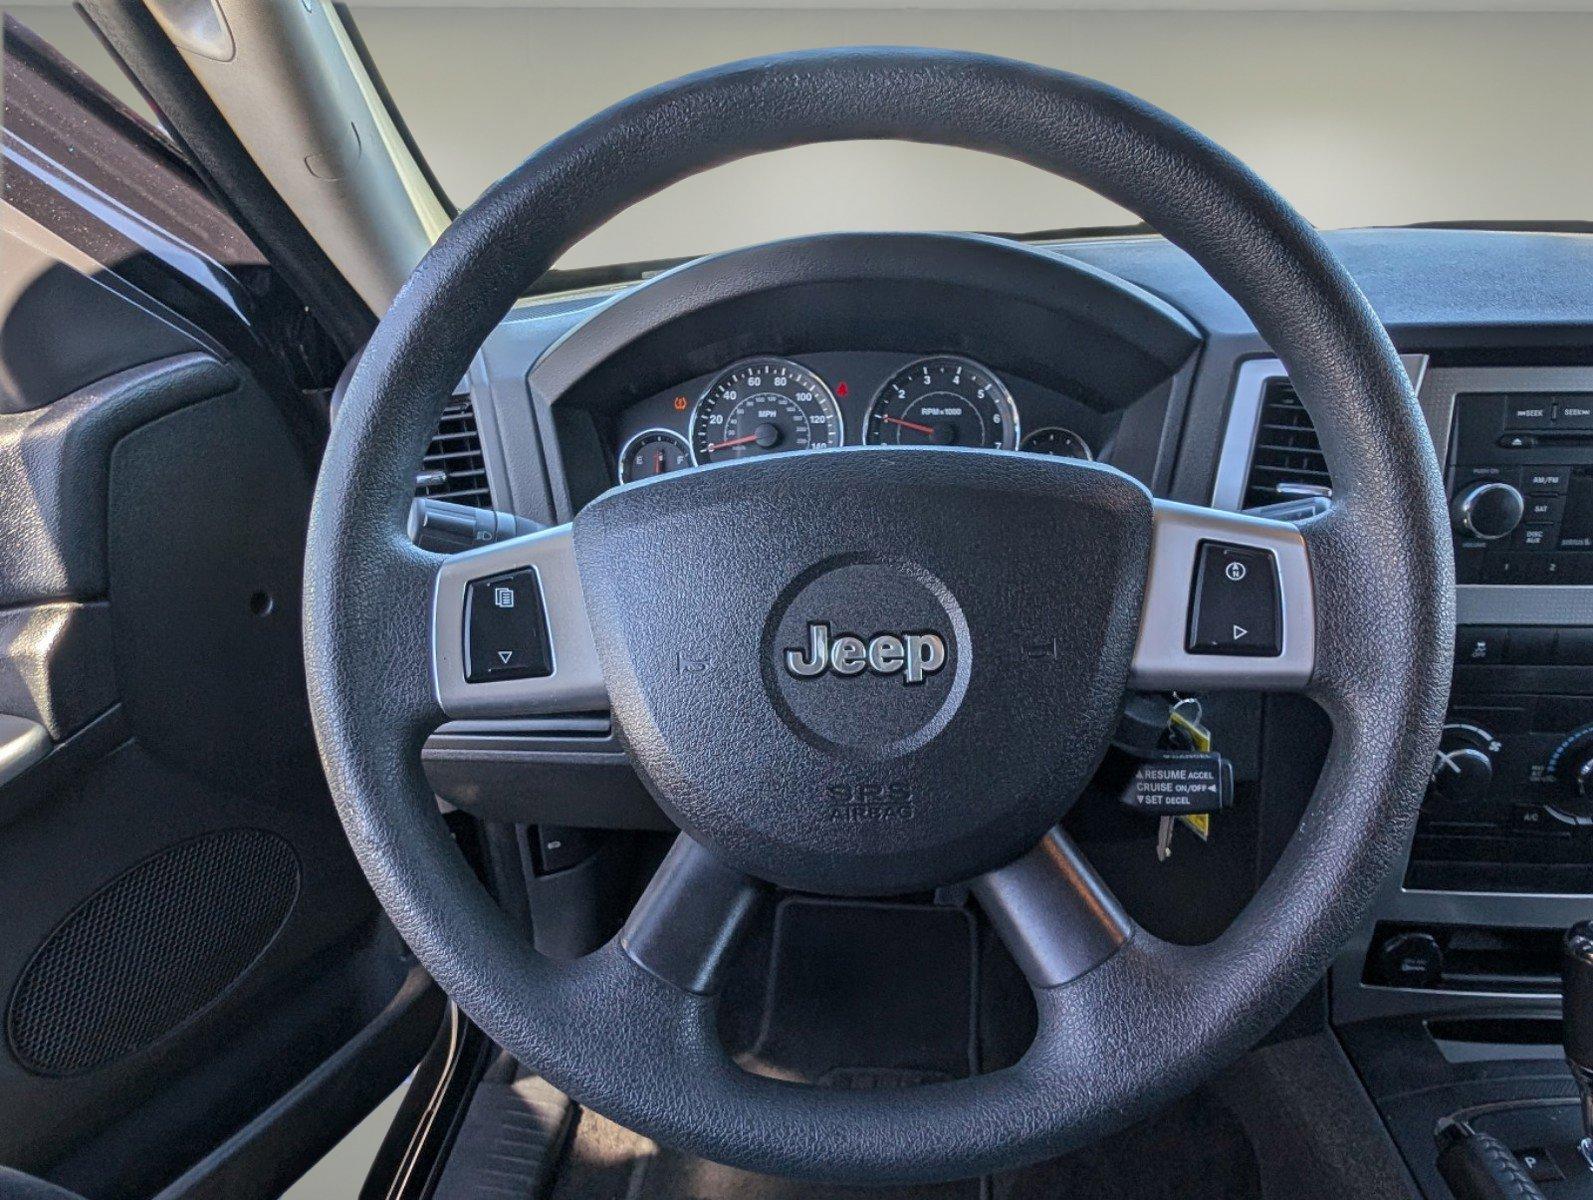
[355,7,1590,270]
[29,4,1591,273]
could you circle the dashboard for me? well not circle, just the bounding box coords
[401,224,1593,1195]
[611,351,1104,486]
[419,224,1593,1046]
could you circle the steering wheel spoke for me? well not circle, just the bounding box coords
[618,834,770,995]
[971,829,1136,990]
[432,523,608,718]
[1129,499,1315,694]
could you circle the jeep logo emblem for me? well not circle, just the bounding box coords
[783,621,947,685]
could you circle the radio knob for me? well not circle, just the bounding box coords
[1453,481,1525,540]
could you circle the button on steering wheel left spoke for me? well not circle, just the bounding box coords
[432,525,606,718]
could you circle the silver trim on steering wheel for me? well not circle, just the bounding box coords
[1129,500,1315,692]
[432,526,607,717]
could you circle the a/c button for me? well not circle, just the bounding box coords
[1186,542,1282,657]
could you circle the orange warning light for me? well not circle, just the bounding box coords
[673,396,688,411]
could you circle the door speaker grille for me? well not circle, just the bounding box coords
[6,829,300,1076]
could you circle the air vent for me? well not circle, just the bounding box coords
[417,393,491,508]
[1241,378,1331,509]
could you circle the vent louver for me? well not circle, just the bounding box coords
[416,393,491,508]
[1241,378,1330,509]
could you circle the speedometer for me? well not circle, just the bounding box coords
[690,358,844,465]
[864,356,1019,450]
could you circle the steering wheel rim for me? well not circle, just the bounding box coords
[304,47,1453,1183]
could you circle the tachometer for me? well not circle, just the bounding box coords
[618,429,691,483]
[864,356,1018,450]
[690,358,843,464]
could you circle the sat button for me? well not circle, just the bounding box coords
[1186,542,1281,657]
[465,568,552,682]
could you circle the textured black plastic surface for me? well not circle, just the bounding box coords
[107,376,324,793]
[575,448,1151,895]
[0,355,238,608]
[620,836,768,993]
[306,48,1451,1182]
[432,1074,571,1200]
[1565,922,1593,1069]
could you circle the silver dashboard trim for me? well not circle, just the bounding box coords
[1210,353,1430,513]
[1457,584,1593,626]
[0,715,48,789]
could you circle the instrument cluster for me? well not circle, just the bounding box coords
[612,351,1103,484]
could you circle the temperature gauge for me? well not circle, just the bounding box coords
[1021,426,1093,460]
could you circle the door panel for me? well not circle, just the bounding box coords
[0,352,440,1199]
[1,17,440,1199]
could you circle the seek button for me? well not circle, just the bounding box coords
[1187,542,1282,657]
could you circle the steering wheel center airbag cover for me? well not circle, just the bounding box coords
[573,447,1152,894]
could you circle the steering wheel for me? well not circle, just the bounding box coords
[305,48,1453,1183]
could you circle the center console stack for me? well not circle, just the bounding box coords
[1224,359,1593,1197]
[1414,372,1593,900]
[1354,366,1593,1197]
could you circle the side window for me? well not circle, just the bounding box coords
[2,14,341,414]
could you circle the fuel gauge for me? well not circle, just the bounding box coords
[618,429,691,484]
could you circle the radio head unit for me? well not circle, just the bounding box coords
[1450,390,1593,584]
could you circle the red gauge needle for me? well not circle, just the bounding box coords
[652,449,666,475]
[883,414,936,436]
[706,433,760,453]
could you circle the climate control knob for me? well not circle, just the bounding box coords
[1549,726,1593,822]
[1431,747,1494,805]
[1429,723,1498,807]
[1452,481,1525,540]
